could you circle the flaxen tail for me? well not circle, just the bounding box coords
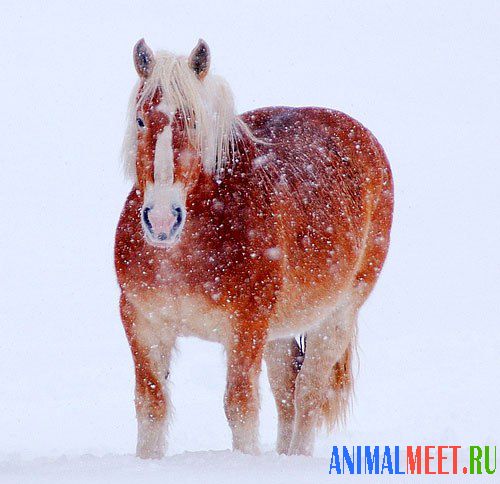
[322,334,356,430]
[295,331,356,431]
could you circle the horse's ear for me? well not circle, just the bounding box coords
[134,38,155,78]
[188,39,210,80]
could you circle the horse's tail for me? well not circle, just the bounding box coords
[321,333,356,431]
[306,328,356,431]
[295,331,355,431]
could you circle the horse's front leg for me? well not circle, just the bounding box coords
[224,319,268,454]
[120,294,175,459]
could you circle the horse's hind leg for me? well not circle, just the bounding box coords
[264,337,303,454]
[289,304,357,455]
[120,294,175,459]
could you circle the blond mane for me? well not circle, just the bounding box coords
[122,50,252,180]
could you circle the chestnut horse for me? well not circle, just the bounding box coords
[115,39,393,458]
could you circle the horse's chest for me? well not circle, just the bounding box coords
[128,288,231,344]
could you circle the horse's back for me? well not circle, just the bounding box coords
[242,106,392,238]
[242,106,391,192]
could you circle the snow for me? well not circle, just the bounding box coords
[0,452,344,484]
[265,247,282,260]
[1,0,499,482]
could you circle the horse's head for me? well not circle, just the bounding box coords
[125,39,214,248]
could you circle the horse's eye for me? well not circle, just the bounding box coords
[136,117,145,128]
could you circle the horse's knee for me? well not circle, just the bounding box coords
[224,372,258,422]
[135,379,167,421]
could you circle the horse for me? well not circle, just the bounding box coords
[115,38,393,459]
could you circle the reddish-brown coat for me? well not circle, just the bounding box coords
[115,104,393,449]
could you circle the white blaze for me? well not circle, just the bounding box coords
[154,126,174,185]
[141,106,187,246]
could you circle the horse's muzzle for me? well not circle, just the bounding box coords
[141,203,185,247]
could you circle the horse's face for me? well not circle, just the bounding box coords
[134,88,201,248]
[132,39,210,248]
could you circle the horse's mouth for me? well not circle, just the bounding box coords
[142,229,181,248]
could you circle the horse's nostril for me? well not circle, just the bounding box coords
[171,205,184,234]
[142,207,153,232]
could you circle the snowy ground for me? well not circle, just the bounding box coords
[1,1,499,482]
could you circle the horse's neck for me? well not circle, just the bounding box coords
[188,133,258,217]
[222,131,257,179]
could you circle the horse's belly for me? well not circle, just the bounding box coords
[268,282,355,339]
[125,274,359,344]
[269,303,335,339]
